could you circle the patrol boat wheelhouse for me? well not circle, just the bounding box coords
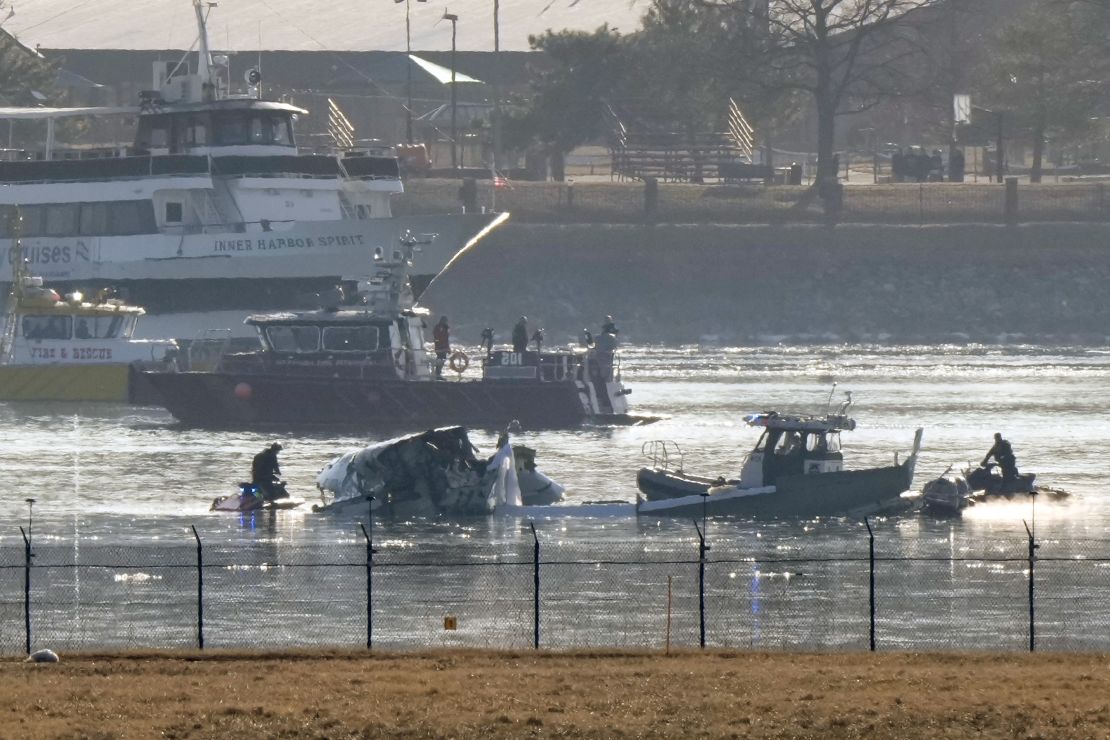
[141,243,641,428]
[0,0,503,341]
[637,396,922,518]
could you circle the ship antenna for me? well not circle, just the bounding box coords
[823,382,837,417]
[192,0,217,99]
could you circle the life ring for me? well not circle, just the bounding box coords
[449,351,469,373]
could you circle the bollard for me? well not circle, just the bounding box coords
[191,525,204,650]
[1005,177,1019,225]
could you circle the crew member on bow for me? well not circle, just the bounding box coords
[512,316,529,353]
[982,433,1019,482]
[433,315,450,379]
[252,442,284,501]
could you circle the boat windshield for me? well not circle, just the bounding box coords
[322,326,379,352]
[265,325,320,353]
[74,316,125,339]
[22,315,71,340]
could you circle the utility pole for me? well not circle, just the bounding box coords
[394,0,426,144]
[444,11,459,170]
[492,0,502,175]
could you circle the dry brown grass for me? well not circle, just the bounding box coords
[3,649,1110,738]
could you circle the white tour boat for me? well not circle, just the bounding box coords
[0,0,504,341]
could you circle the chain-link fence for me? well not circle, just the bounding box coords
[4,520,1110,655]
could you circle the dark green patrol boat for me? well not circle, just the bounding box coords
[636,395,923,518]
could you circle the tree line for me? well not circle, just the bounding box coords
[505,0,1110,183]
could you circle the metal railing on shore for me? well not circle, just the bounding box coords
[4,518,1109,655]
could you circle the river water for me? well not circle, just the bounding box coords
[2,344,1110,652]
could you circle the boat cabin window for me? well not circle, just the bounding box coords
[165,202,184,224]
[774,431,803,456]
[75,315,125,339]
[322,326,379,352]
[45,205,79,237]
[265,325,320,353]
[213,112,295,147]
[22,315,72,340]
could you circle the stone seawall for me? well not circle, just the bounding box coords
[420,222,1110,345]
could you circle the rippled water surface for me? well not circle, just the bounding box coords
[1,343,1107,548]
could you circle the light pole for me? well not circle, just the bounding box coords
[492,0,502,175]
[394,0,426,145]
[443,11,459,170]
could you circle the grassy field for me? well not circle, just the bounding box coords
[4,649,1110,738]
[393,178,1110,225]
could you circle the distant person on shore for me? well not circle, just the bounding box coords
[531,328,544,352]
[512,317,529,353]
[892,149,905,182]
[251,442,283,501]
[982,433,1019,482]
[433,316,450,379]
[949,148,966,182]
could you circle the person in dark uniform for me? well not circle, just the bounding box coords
[982,433,1019,482]
[601,315,619,336]
[480,327,494,357]
[512,316,529,353]
[531,328,544,352]
[432,315,450,379]
[251,442,284,501]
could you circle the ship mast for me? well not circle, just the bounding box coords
[192,0,217,100]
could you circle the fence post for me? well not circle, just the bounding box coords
[531,522,540,649]
[1024,519,1037,652]
[694,517,710,649]
[19,526,30,655]
[360,503,376,651]
[191,525,204,650]
[865,517,875,652]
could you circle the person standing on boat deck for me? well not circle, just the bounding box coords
[982,433,1019,482]
[432,316,450,380]
[531,328,544,352]
[512,317,529,353]
[480,327,494,357]
[251,442,283,501]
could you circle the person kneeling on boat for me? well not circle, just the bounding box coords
[982,433,1019,482]
[251,442,286,501]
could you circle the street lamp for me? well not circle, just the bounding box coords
[394,0,427,145]
[443,11,459,169]
[492,0,502,175]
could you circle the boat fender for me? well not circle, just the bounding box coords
[449,351,469,373]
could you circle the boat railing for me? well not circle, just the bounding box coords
[642,440,684,472]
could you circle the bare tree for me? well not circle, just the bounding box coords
[705,0,943,183]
